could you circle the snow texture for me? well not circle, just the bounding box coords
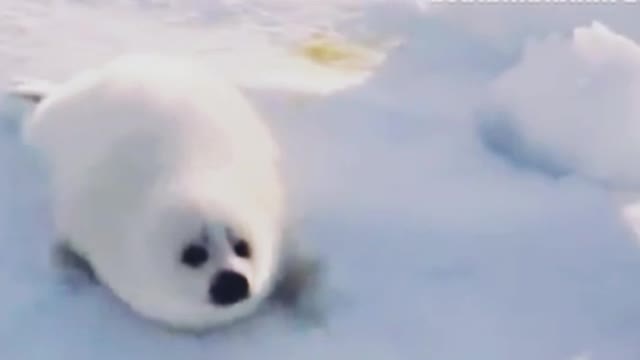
[2,1,640,360]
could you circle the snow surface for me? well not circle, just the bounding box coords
[2,1,640,359]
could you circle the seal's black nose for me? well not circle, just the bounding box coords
[209,270,249,306]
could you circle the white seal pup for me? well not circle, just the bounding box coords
[10,54,291,331]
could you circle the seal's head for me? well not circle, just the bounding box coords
[92,182,285,331]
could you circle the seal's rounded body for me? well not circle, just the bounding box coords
[17,54,286,330]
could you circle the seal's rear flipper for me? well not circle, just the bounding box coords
[8,78,55,104]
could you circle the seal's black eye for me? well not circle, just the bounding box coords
[226,227,251,259]
[181,244,209,268]
[233,240,251,259]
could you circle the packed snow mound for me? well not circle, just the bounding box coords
[486,22,640,189]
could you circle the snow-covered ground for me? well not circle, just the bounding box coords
[2,1,640,359]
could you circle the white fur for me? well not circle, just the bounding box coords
[15,54,286,330]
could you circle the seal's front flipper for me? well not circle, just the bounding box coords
[269,225,327,326]
[273,254,322,307]
[51,241,97,288]
[8,77,55,104]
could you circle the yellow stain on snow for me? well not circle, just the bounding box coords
[296,33,388,71]
[272,33,401,110]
